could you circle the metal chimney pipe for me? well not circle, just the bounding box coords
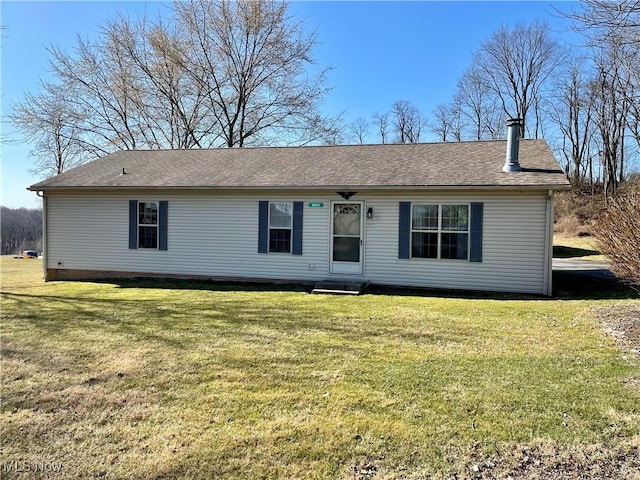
[503,118,523,173]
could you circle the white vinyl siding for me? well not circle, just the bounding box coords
[366,195,547,294]
[45,190,551,294]
[46,193,329,281]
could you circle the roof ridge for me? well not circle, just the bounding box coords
[108,138,529,154]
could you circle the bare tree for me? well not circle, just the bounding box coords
[173,0,335,147]
[565,1,640,151]
[318,115,345,145]
[591,41,631,197]
[430,104,451,142]
[429,103,462,142]
[103,16,218,149]
[454,66,504,140]
[473,21,564,138]
[348,117,370,144]
[391,100,425,143]
[48,33,143,155]
[629,84,640,150]
[372,111,389,144]
[546,57,595,188]
[9,84,86,177]
[565,0,640,47]
[622,47,640,151]
[11,0,335,163]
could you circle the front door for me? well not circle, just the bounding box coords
[330,201,364,275]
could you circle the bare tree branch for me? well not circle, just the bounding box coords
[473,21,564,138]
[9,0,337,173]
[546,57,595,188]
[371,112,389,144]
[9,84,87,177]
[348,117,370,144]
[391,100,425,143]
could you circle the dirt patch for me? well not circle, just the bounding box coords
[456,441,640,480]
[591,304,640,359]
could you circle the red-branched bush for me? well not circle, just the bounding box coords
[592,182,640,284]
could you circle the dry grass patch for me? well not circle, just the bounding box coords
[1,258,639,479]
[554,214,592,238]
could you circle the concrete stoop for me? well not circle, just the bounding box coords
[310,280,370,295]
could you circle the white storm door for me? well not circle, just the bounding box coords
[330,201,364,275]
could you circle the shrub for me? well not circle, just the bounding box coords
[554,191,606,237]
[554,214,591,237]
[592,183,640,284]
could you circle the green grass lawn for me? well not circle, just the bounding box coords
[553,234,606,261]
[1,258,639,479]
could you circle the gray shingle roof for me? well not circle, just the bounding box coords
[28,140,570,191]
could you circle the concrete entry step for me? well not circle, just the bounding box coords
[311,280,370,295]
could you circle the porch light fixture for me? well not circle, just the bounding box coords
[366,207,373,219]
[337,191,357,200]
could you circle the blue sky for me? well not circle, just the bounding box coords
[1,1,575,209]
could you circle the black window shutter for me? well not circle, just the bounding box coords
[158,201,168,251]
[292,201,303,255]
[470,202,483,262]
[398,202,411,259]
[258,201,269,253]
[129,200,138,249]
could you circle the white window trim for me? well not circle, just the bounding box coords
[268,201,293,254]
[410,203,470,260]
[138,200,159,249]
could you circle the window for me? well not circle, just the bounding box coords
[268,202,292,253]
[138,201,158,249]
[411,204,469,260]
[258,201,303,255]
[129,200,167,250]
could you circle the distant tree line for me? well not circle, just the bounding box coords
[345,21,564,146]
[1,207,42,255]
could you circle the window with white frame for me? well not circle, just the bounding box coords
[411,204,469,260]
[138,201,158,248]
[268,202,293,253]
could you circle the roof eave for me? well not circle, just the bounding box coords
[29,183,572,192]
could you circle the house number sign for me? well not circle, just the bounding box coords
[308,202,325,208]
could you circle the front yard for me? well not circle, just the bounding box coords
[1,257,639,479]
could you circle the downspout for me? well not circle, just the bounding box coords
[36,191,47,281]
[543,189,554,296]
